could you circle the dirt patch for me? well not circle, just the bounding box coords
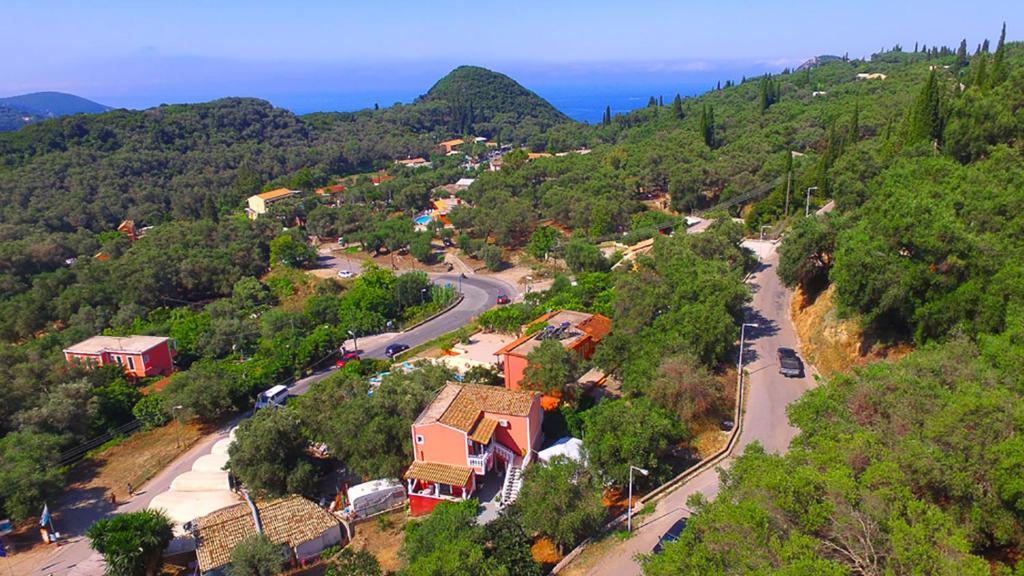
[791,285,912,377]
[347,510,407,573]
[693,430,729,459]
[67,420,212,500]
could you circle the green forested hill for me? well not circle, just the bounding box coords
[417,65,571,137]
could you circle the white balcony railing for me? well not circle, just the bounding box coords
[467,448,493,472]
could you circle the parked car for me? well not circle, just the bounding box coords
[777,347,804,377]
[385,343,410,358]
[496,294,511,305]
[335,351,360,368]
[337,269,355,279]
[652,518,688,554]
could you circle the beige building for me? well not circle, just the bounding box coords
[246,188,298,219]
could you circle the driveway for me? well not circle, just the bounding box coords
[26,273,514,576]
[574,240,816,576]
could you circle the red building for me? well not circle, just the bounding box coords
[404,383,543,516]
[494,310,612,390]
[63,335,176,378]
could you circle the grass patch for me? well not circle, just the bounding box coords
[400,321,479,359]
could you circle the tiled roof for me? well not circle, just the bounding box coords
[64,335,170,355]
[468,417,498,444]
[194,496,340,573]
[255,188,297,201]
[439,138,465,147]
[404,461,473,487]
[438,384,537,431]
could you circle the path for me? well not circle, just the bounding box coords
[25,273,514,576]
[575,240,817,576]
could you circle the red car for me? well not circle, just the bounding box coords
[335,352,360,368]
[496,294,511,305]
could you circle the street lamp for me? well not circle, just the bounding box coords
[421,287,428,304]
[805,186,818,217]
[347,330,358,354]
[172,405,184,448]
[738,323,760,389]
[627,465,650,532]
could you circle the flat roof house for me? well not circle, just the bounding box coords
[193,496,343,575]
[438,138,465,154]
[63,335,176,378]
[405,383,543,516]
[494,310,611,390]
[245,188,298,220]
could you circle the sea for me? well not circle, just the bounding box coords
[274,82,715,125]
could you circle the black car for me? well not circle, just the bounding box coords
[385,343,410,358]
[653,518,688,554]
[777,347,804,377]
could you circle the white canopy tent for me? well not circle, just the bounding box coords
[537,437,584,464]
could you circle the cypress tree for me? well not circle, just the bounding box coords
[906,70,944,145]
[973,53,989,89]
[992,22,1008,85]
[672,94,683,119]
[699,104,715,148]
[848,103,860,145]
[982,39,990,53]
[658,95,664,107]
[602,105,611,125]
[647,96,657,108]
[956,39,968,68]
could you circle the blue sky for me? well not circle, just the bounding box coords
[1,0,1019,113]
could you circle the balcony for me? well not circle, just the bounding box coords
[467,448,494,474]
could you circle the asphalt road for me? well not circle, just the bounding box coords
[578,240,816,576]
[26,272,514,576]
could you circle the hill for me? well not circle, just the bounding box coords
[0,91,110,117]
[0,92,110,131]
[416,65,571,137]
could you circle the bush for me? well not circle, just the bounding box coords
[477,244,504,271]
[227,533,287,576]
[87,509,174,576]
[132,394,170,430]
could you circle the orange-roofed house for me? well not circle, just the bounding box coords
[64,335,176,378]
[494,310,612,390]
[371,172,394,186]
[315,184,347,197]
[438,138,465,154]
[246,188,299,219]
[395,157,432,169]
[405,383,543,516]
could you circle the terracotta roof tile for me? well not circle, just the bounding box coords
[468,417,498,444]
[256,188,296,201]
[194,496,340,573]
[404,461,473,487]
[438,384,537,432]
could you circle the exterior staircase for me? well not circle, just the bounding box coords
[500,465,523,506]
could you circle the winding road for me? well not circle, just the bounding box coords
[573,239,817,576]
[25,272,515,576]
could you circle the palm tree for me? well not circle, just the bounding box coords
[87,509,174,576]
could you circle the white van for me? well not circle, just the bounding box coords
[342,478,406,519]
[255,385,289,410]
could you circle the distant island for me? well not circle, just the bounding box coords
[0,91,110,131]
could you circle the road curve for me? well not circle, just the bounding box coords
[28,273,514,576]
[577,241,816,576]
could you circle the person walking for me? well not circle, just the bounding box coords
[127,483,134,497]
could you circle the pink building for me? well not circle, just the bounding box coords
[494,310,612,390]
[63,335,176,379]
[405,383,543,516]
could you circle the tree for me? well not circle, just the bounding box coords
[227,533,287,576]
[518,456,605,554]
[904,70,944,145]
[562,239,608,273]
[228,407,316,497]
[526,226,559,260]
[327,549,382,576]
[482,506,544,576]
[0,431,64,521]
[603,105,611,125]
[477,244,504,271]
[409,231,434,263]
[582,399,684,486]
[521,338,577,396]
[671,94,683,119]
[162,360,242,422]
[647,353,728,430]
[699,104,715,147]
[87,510,174,576]
[401,499,502,576]
[269,230,317,268]
[777,215,836,294]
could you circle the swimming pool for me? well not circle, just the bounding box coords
[414,214,432,225]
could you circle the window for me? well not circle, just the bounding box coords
[127,356,135,370]
[142,354,149,365]
[498,419,509,428]
[416,435,425,445]
[112,355,123,365]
